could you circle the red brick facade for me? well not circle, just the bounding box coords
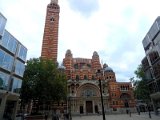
[40,1,136,114]
[41,0,60,62]
[63,50,135,114]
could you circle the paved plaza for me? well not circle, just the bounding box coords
[16,112,160,120]
[70,113,160,120]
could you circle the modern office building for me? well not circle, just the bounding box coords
[142,16,160,113]
[0,12,27,120]
[63,50,135,114]
[41,0,59,62]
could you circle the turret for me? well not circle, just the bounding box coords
[51,0,58,4]
[91,51,101,70]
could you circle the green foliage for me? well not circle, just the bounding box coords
[134,64,145,79]
[20,58,67,108]
[131,64,150,102]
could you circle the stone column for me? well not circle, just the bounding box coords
[84,101,86,114]
[73,100,75,113]
[0,93,8,120]
[93,100,95,114]
[12,100,19,120]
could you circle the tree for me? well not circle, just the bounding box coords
[131,64,150,102]
[20,58,67,113]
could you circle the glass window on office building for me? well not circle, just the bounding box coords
[0,49,5,66]
[15,60,25,77]
[17,44,27,61]
[11,77,22,93]
[0,50,14,71]
[1,30,18,54]
[0,13,7,37]
[0,71,10,90]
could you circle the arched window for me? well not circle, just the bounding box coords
[74,64,78,69]
[50,17,54,22]
[76,75,79,80]
[84,75,88,80]
[81,89,96,97]
[120,93,131,100]
[92,75,95,80]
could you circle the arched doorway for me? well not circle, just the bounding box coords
[120,93,131,108]
[76,83,100,114]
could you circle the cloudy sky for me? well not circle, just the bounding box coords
[0,0,160,82]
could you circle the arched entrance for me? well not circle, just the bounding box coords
[120,93,131,107]
[76,83,100,114]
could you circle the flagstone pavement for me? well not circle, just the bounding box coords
[16,112,160,120]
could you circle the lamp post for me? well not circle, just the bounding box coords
[67,95,72,120]
[96,69,106,120]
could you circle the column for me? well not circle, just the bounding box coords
[84,101,86,114]
[93,101,95,114]
[0,93,8,120]
[11,100,19,120]
[73,100,75,113]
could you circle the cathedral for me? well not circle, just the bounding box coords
[41,0,135,114]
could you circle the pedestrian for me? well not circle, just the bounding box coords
[56,114,59,120]
[129,110,131,117]
[137,107,140,115]
[52,112,56,120]
[45,113,48,120]
[52,112,59,120]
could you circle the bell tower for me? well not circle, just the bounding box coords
[41,0,60,62]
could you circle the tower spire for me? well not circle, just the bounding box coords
[51,0,58,4]
[41,0,60,62]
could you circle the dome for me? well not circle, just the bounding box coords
[104,66,113,72]
[93,51,99,56]
[66,49,71,54]
[65,49,72,57]
[103,63,108,69]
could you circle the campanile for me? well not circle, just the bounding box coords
[41,0,60,62]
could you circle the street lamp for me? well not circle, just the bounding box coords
[67,95,72,120]
[96,69,106,120]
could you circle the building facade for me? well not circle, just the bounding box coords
[63,50,135,114]
[0,12,27,120]
[41,0,135,115]
[41,0,60,62]
[141,16,160,113]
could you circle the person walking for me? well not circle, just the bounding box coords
[45,113,48,120]
[52,112,59,120]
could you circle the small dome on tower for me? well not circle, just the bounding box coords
[66,49,71,54]
[103,63,108,69]
[65,49,72,57]
[104,66,114,72]
[51,0,58,4]
[93,51,98,56]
